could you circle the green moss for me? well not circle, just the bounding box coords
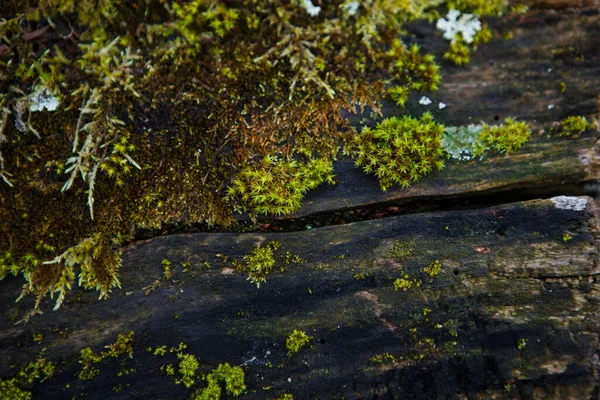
[192,363,246,399]
[351,113,445,191]
[480,118,530,154]
[516,338,527,351]
[234,241,280,288]
[286,330,312,355]
[558,116,594,139]
[423,260,442,278]
[447,0,508,16]
[176,354,199,388]
[444,38,470,66]
[390,41,442,92]
[387,240,414,261]
[227,157,335,217]
[369,352,396,364]
[78,331,135,381]
[162,259,173,280]
[393,275,416,291]
[0,354,55,400]
[473,23,492,47]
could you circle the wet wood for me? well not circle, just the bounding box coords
[0,197,598,399]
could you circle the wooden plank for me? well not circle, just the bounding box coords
[1,197,598,398]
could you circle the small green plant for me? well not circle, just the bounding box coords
[234,241,281,287]
[480,118,530,153]
[390,41,442,93]
[444,38,471,66]
[558,116,594,139]
[369,352,396,364]
[516,338,527,351]
[227,156,335,216]
[352,113,445,191]
[562,233,572,242]
[473,23,492,47]
[286,330,312,355]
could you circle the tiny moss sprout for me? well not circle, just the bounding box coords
[234,241,281,288]
[393,275,415,291]
[387,240,414,261]
[516,338,527,351]
[423,260,442,278]
[286,330,312,355]
[162,259,173,280]
[77,331,134,381]
[175,353,199,388]
[562,233,572,242]
[558,116,594,139]
[480,118,531,153]
[369,352,396,364]
[352,113,445,191]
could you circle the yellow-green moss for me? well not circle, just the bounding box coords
[0,354,55,400]
[480,118,530,154]
[234,241,280,288]
[444,38,470,66]
[423,260,442,278]
[191,363,246,399]
[351,113,445,191]
[78,331,134,381]
[286,330,312,355]
[558,116,594,139]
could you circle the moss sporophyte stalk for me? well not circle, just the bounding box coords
[0,1,512,309]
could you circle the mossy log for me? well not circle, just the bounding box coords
[1,197,599,399]
[287,4,600,219]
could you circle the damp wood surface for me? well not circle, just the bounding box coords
[283,4,600,220]
[1,197,599,399]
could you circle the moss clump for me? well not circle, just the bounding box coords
[390,41,442,93]
[558,116,594,139]
[352,113,445,191]
[394,275,416,291]
[473,23,492,47]
[192,363,245,399]
[78,331,134,381]
[0,355,55,400]
[423,260,442,278]
[444,38,471,66]
[369,352,396,364]
[286,330,312,355]
[387,240,414,261]
[176,353,199,388]
[227,157,335,217]
[234,241,281,288]
[480,118,530,153]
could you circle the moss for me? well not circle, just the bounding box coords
[558,116,594,139]
[516,338,527,351]
[175,353,199,388]
[479,118,530,154]
[78,331,134,381]
[423,260,442,278]
[234,241,279,288]
[447,0,508,16]
[390,41,442,93]
[393,275,415,291]
[0,354,55,400]
[226,157,335,217]
[162,259,173,280]
[444,38,470,66]
[286,330,312,355]
[192,363,246,399]
[387,240,414,261]
[351,113,445,191]
[369,352,396,364]
[473,23,492,47]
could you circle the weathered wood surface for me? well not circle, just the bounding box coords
[285,5,600,219]
[1,197,599,399]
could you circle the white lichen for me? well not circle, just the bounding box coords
[436,10,481,44]
[438,102,447,110]
[29,87,60,112]
[302,0,321,17]
[419,96,432,106]
[550,196,588,211]
[441,124,484,161]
